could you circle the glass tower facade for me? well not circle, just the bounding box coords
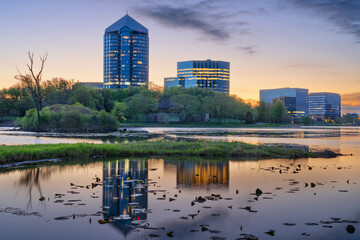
[104,14,149,89]
[259,88,309,117]
[164,59,230,94]
[309,92,341,121]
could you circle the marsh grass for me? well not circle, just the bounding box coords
[0,141,338,164]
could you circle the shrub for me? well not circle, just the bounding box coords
[21,104,119,132]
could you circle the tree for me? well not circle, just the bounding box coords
[202,94,232,123]
[15,51,51,131]
[43,78,75,106]
[170,94,201,121]
[255,101,267,122]
[112,102,128,121]
[343,114,354,124]
[125,94,157,122]
[245,112,253,124]
[69,85,95,109]
[271,101,286,123]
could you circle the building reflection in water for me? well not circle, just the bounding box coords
[102,159,148,235]
[176,160,229,189]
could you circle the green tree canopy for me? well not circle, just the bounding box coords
[170,94,201,121]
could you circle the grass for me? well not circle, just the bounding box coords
[0,140,339,164]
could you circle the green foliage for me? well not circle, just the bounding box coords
[112,102,128,121]
[125,94,157,122]
[21,104,118,132]
[271,101,287,123]
[20,109,39,130]
[202,94,231,123]
[170,94,201,121]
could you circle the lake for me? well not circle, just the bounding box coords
[0,127,359,239]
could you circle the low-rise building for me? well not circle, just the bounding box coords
[309,92,341,121]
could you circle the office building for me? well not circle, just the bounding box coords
[164,59,230,94]
[259,88,309,118]
[103,14,149,89]
[309,92,341,121]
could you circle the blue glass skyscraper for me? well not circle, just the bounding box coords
[103,14,149,89]
[164,59,230,94]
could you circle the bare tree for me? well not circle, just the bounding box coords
[15,51,49,131]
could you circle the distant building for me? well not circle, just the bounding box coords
[103,14,149,89]
[309,92,341,121]
[259,88,309,118]
[164,59,230,94]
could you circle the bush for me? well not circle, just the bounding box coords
[21,104,119,132]
[21,109,38,131]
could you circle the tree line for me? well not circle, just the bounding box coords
[0,52,290,131]
[1,80,291,129]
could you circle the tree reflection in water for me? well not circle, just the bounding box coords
[15,167,54,210]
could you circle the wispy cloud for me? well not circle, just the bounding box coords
[285,0,360,41]
[238,45,258,54]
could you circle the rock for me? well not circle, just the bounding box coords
[264,230,275,236]
[201,226,209,231]
[283,223,296,226]
[346,225,355,234]
[255,188,263,196]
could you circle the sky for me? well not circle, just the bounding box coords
[0,0,359,113]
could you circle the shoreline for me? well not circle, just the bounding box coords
[0,141,340,165]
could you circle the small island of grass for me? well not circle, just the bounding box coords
[0,141,339,165]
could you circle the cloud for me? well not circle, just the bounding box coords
[138,4,232,40]
[137,1,258,41]
[341,92,360,107]
[238,45,258,54]
[285,0,360,41]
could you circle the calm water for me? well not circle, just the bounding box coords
[0,127,360,239]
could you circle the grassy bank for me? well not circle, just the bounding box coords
[0,141,339,164]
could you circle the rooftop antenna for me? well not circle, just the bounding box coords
[126,10,128,15]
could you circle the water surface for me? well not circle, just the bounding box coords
[0,128,360,239]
